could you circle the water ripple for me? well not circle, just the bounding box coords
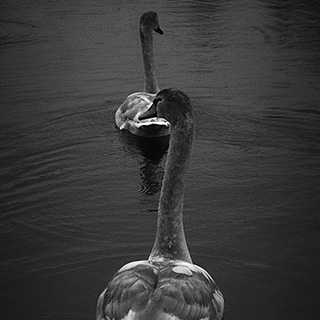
[0,19,38,45]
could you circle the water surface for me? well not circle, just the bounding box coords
[1,0,319,319]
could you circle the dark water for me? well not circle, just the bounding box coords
[1,0,319,319]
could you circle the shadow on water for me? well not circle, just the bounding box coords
[117,129,169,196]
[118,129,169,162]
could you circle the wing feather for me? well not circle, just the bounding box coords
[154,261,223,320]
[96,260,224,320]
[97,260,157,319]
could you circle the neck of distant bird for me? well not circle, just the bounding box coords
[140,28,159,94]
[149,121,194,263]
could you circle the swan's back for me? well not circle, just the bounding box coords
[97,260,223,320]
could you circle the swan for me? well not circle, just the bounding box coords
[97,89,224,320]
[115,11,170,137]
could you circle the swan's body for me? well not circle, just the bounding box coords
[98,89,224,320]
[97,260,223,320]
[115,12,170,137]
[115,92,170,137]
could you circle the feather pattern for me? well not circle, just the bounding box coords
[115,92,170,136]
[97,260,223,320]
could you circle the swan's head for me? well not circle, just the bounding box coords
[140,11,163,35]
[140,89,194,128]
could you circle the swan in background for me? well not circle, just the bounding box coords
[97,89,224,320]
[115,12,170,137]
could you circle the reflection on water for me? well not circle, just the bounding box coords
[118,132,169,195]
[1,0,319,319]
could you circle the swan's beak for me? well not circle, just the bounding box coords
[154,26,163,35]
[139,103,157,120]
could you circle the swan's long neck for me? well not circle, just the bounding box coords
[149,121,194,263]
[140,29,159,94]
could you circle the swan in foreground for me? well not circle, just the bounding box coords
[97,89,224,320]
[115,11,170,137]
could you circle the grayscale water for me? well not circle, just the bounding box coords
[1,0,319,319]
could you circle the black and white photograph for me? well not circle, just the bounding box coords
[1,0,319,319]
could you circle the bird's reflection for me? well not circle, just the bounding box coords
[118,130,169,196]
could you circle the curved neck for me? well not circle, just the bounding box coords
[149,122,194,263]
[140,29,159,94]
